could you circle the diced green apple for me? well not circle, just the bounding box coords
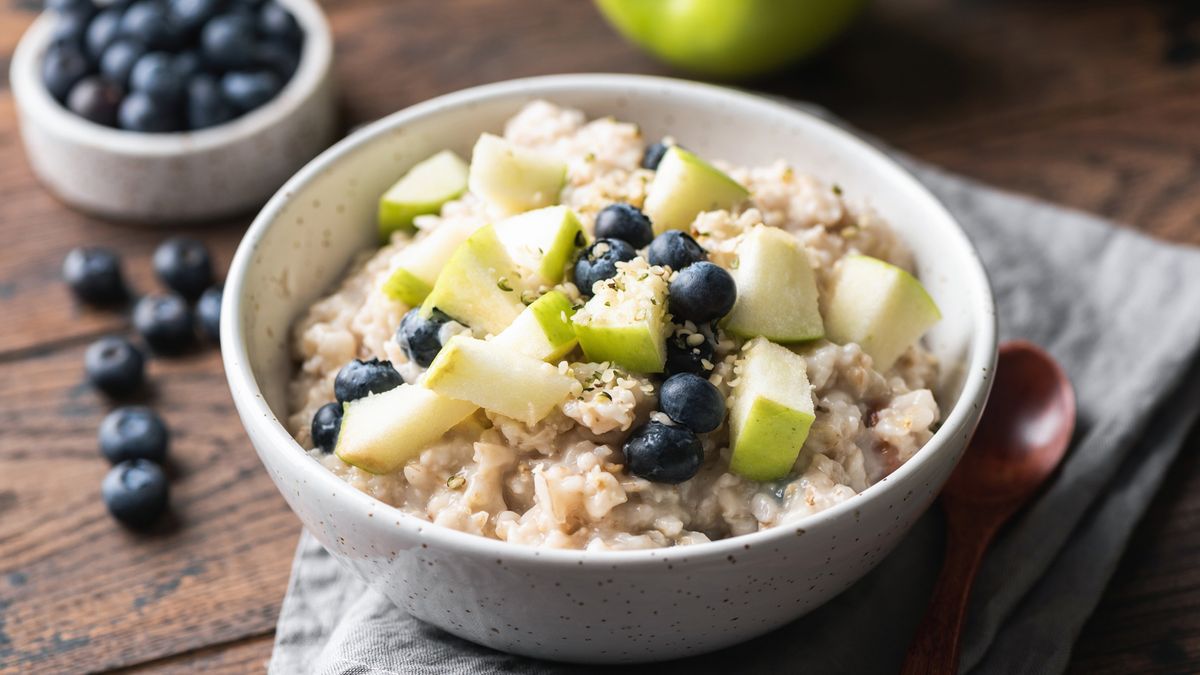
[723,225,824,342]
[493,206,585,284]
[643,146,749,233]
[825,255,941,371]
[377,150,469,238]
[424,335,577,426]
[490,290,578,362]
[571,262,669,373]
[729,337,816,481]
[420,224,527,335]
[381,220,480,306]
[467,133,566,216]
[335,384,478,474]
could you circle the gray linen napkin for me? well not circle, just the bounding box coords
[269,134,1200,675]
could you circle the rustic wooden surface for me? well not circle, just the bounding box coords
[1,0,1198,672]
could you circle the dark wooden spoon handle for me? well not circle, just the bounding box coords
[900,510,1001,675]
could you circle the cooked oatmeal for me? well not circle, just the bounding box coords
[287,101,940,551]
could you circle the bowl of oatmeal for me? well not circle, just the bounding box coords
[223,74,996,663]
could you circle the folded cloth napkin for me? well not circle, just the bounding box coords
[269,116,1200,675]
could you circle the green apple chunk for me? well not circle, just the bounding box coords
[724,225,824,342]
[420,224,528,335]
[490,290,578,362]
[335,384,478,474]
[424,335,577,426]
[643,146,749,233]
[825,254,942,371]
[467,133,567,216]
[378,150,469,238]
[493,206,585,284]
[381,220,480,306]
[729,337,816,481]
[571,260,669,373]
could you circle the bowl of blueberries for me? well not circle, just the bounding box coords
[10,0,337,223]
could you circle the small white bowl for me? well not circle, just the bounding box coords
[222,74,997,664]
[9,0,337,224]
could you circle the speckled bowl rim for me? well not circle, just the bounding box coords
[9,0,333,157]
[223,73,998,566]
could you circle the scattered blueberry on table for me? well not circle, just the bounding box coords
[153,236,214,300]
[593,203,654,249]
[99,406,169,464]
[102,458,169,529]
[62,245,128,305]
[311,402,342,454]
[195,284,222,342]
[85,335,145,397]
[134,292,195,353]
[647,229,707,270]
[623,420,704,484]
[42,0,305,132]
[334,358,405,404]
[573,238,637,296]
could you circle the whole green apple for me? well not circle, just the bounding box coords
[594,0,866,79]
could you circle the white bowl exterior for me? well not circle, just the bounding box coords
[10,0,337,223]
[223,75,996,663]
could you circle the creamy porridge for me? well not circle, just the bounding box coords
[287,101,942,551]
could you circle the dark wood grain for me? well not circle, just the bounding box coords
[1,0,1199,672]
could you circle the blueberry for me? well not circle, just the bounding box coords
[99,406,169,464]
[67,76,123,126]
[119,90,181,132]
[86,8,125,60]
[130,51,184,104]
[173,49,203,79]
[334,358,404,404]
[120,1,180,49]
[84,336,145,397]
[50,10,91,49]
[102,459,169,529]
[254,40,299,80]
[46,0,95,14]
[42,42,91,102]
[63,246,128,305]
[186,73,236,129]
[641,141,669,170]
[658,373,725,433]
[221,70,282,111]
[668,261,736,324]
[310,402,342,454]
[152,237,214,300]
[572,238,637,297]
[665,325,716,376]
[623,421,703,484]
[168,0,222,32]
[100,39,146,86]
[133,293,194,353]
[202,13,256,70]
[647,230,706,271]
[258,1,301,43]
[195,285,222,342]
[396,307,454,368]
[594,203,653,249]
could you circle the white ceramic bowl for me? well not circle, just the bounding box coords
[9,0,337,223]
[222,74,996,664]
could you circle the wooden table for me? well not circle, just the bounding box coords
[2,1,1198,672]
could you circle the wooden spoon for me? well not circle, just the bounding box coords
[901,340,1077,675]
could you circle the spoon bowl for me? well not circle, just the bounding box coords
[943,340,1077,507]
